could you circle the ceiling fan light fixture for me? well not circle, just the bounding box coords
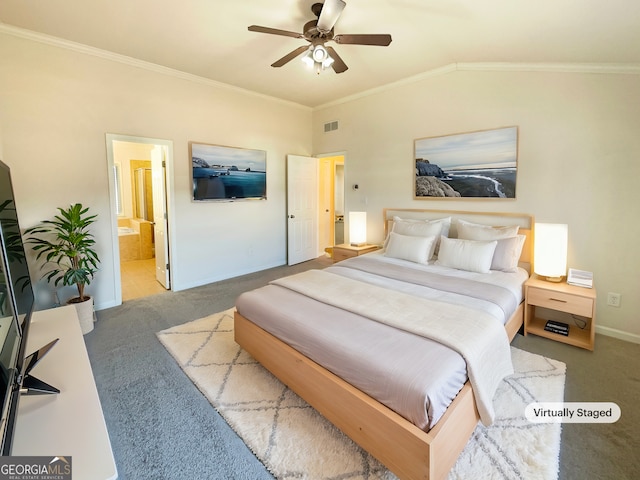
[312,44,329,62]
[301,48,315,67]
[250,0,389,74]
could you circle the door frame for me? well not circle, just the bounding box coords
[315,151,346,252]
[105,133,175,305]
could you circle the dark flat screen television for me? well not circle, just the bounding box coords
[0,158,38,454]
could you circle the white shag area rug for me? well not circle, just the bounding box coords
[158,308,566,480]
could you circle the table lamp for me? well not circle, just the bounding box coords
[349,211,367,247]
[534,223,568,282]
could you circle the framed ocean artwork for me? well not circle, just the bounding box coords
[190,142,266,201]
[414,126,518,199]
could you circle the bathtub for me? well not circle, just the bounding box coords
[118,226,141,262]
[118,218,154,262]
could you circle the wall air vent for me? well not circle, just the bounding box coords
[323,121,339,133]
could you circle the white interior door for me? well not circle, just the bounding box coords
[151,146,170,288]
[287,155,318,265]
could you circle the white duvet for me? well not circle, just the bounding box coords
[272,266,514,426]
[236,252,528,429]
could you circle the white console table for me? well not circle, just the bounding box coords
[12,305,118,480]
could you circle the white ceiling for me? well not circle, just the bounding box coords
[1,0,639,107]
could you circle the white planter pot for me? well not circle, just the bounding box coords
[68,297,95,335]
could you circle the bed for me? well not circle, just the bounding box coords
[234,209,533,480]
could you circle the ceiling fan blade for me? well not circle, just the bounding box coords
[334,34,392,46]
[317,0,346,33]
[248,25,304,39]
[271,45,310,68]
[326,46,348,73]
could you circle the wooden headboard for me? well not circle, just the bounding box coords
[382,208,534,269]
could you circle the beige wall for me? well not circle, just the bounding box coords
[2,28,638,342]
[312,69,640,342]
[0,32,312,310]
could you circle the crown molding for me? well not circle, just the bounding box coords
[314,61,640,110]
[457,62,640,75]
[0,23,311,111]
[3,23,637,112]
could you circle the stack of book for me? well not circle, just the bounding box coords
[567,268,594,288]
[544,320,569,336]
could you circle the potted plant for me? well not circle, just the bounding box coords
[25,203,100,334]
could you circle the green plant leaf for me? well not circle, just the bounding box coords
[24,203,101,295]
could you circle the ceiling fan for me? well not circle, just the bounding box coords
[248,0,392,74]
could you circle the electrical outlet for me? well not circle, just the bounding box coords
[607,292,621,308]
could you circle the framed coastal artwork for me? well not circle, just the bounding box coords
[190,142,267,201]
[414,126,518,199]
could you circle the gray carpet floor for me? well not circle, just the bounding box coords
[85,257,640,480]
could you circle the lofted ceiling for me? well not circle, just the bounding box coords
[1,0,639,107]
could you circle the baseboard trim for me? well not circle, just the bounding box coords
[596,325,640,344]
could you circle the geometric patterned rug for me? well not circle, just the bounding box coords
[157,308,566,480]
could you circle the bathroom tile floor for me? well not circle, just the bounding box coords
[120,258,168,301]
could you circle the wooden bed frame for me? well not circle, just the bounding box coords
[235,209,533,480]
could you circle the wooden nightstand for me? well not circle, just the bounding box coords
[332,244,380,262]
[524,275,596,350]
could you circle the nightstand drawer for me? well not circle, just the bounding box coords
[527,287,593,317]
[332,249,354,262]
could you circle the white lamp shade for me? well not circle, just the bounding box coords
[301,51,314,67]
[312,45,329,62]
[534,223,568,280]
[349,211,367,246]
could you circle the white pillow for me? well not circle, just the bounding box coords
[491,235,526,272]
[436,236,498,273]
[457,219,519,241]
[384,232,436,264]
[386,216,451,259]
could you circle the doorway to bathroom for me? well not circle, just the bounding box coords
[317,153,345,256]
[106,134,173,303]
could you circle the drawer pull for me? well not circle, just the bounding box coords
[549,298,567,303]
